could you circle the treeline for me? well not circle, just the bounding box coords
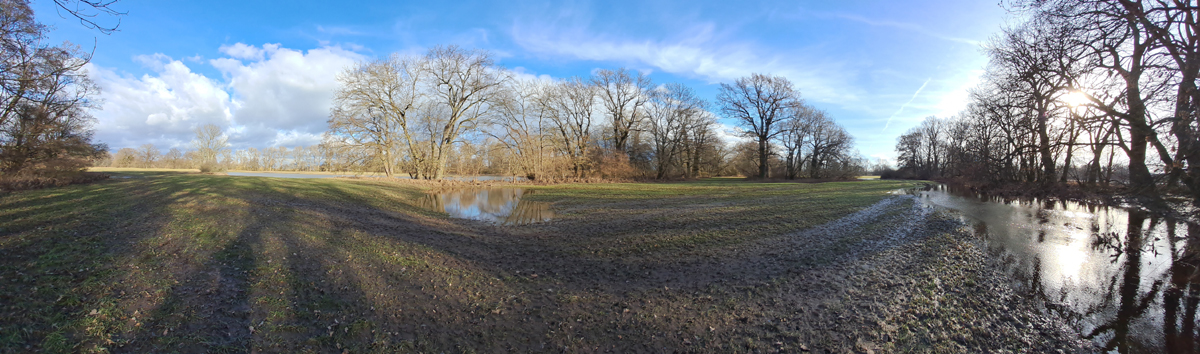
[323,46,731,180]
[98,46,866,181]
[892,0,1200,201]
[323,46,863,180]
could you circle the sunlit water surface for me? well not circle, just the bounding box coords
[910,184,1199,353]
[418,188,552,225]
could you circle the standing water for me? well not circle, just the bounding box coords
[418,188,553,225]
[910,184,1199,353]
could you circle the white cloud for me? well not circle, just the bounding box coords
[87,57,233,149]
[712,121,750,149]
[218,43,267,61]
[511,22,863,105]
[89,43,364,151]
[211,43,364,135]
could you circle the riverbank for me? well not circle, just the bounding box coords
[0,172,1090,352]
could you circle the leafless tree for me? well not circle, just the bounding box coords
[420,45,506,179]
[645,83,706,179]
[161,147,182,168]
[717,73,800,178]
[51,0,124,34]
[0,0,103,174]
[542,78,596,178]
[488,77,554,180]
[327,55,422,177]
[781,102,818,179]
[191,124,227,168]
[135,143,157,168]
[592,68,651,154]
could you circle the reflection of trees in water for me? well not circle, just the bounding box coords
[1163,222,1200,353]
[417,188,553,225]
[1076,211,1199,353]
[927,186,1199,352]
[504,201,553,225]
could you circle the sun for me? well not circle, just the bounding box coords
[1063,91,1090,107]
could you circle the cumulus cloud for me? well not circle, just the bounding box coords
[87,57,233,149]
[211,43,364,145]
[88,43,364,150]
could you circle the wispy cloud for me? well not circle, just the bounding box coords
[510,21,863,105]
[883,77,931,132]
[824,13,982,46]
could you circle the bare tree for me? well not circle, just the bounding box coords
[542,78,596,177]
[111,147,135,167]
[717,73,800,178]
[592,68,651,153]
[327,55,422,177]
[781,102,818,179]
[136,143,157,168]
[191,124,227,168]
[488,77,553,180]
[161,147,182,168]
[421,45,506,179]
[646,83,705,179]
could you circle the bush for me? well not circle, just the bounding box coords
[0,172,109,192]
[879,167,915,180]
[0,157,109,192]
[198,163,226,173]
[589,149,637,180]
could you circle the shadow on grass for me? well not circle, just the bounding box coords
[1,175,919,352]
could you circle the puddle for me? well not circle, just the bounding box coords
[908,184,1199,353]
[418,188,553,225]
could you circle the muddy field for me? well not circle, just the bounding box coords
[0,172,1091,353]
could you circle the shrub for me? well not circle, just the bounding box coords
[198,163,225,173]
[0,158,109,192]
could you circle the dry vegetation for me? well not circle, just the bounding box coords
[0,172,1089,353]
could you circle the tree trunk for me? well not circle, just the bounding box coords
[1036,107,1056,183]
[758,138,769,178]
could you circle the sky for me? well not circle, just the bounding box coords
[31,0,1016,162]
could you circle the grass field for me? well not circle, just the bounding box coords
[1,171,932,352]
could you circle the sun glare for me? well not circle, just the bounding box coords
[1064,91,1089,107]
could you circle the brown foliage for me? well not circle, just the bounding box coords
[0,157,107,192]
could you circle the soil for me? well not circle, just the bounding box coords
[188,194,1092,352]
[0,176,1094,353]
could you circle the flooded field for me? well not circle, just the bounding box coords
[417,188,553,225]
[911,184,1200,353]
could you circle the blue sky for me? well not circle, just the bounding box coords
[32,0,1015,162]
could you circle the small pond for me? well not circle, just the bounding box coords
[418,188,553,225]
[910,184,1199,353]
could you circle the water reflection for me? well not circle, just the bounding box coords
[418,188,553,225]
[910,185,1200,353]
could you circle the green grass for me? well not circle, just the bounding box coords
[0,171,917,353]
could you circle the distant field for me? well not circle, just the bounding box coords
[1,171,934,352]
[87,167,388,176]
[88,167,201,173]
